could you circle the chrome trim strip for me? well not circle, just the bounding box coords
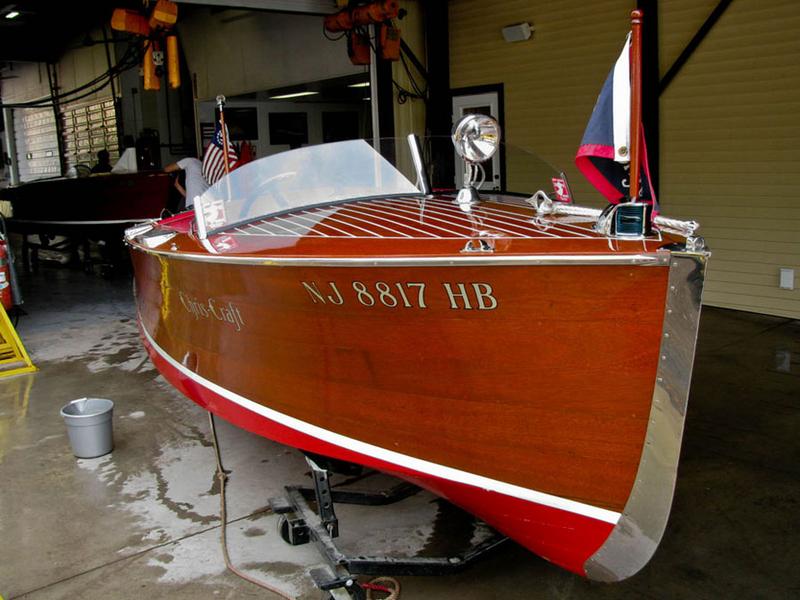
[584,251,709,582]
[17,218,152,225]
[128,243,671,267]
[124,220,157,241]
[407,134,432,195]
[139,316,621,525]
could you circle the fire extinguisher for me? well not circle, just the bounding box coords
[0,236,13,311]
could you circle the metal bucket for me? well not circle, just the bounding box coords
[60,398,114,458]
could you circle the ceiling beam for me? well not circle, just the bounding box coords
[174,0,337,15]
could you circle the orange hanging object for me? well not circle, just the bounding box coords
[379,24,401,61]
[110,8,150,36]
[348,32,371,66]
[149,0,178,30]
[324,0,399,32]
[351,0,399,26]
[143,42,161,91]
[166,35,180,89]
[324,9,353,32]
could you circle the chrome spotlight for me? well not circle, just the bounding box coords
[451,114,501,209]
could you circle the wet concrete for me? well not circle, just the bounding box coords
[0,265,798,599]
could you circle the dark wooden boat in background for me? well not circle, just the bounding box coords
[126,130,709,581]
[0,171,177,238]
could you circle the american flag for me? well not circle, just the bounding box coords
[202,121,238,185]
[575,34,656,207]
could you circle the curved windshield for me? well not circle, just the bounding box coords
[193,136,564,238]
[194,139,421,238]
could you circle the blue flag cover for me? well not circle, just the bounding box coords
[576,35,656,208]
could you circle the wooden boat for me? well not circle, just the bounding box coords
[126,128,708,580]
[129,12,708,580]
[0,170,177,238]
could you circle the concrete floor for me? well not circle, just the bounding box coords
[0,263,798,599]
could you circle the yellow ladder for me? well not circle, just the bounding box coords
[0,305,36,378]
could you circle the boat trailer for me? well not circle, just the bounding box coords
[269,457,509,599]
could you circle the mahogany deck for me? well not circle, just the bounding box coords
[161,193,679,258]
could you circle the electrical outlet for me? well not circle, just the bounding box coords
[779,268,795,290]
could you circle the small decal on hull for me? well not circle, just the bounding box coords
[178,291,245,331]
[300,281,498,310]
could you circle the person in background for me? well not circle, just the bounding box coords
[164,157,208,210]
[91,149,112,173]
[0,151,10,189]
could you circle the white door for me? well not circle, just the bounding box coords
[452,92,502,190]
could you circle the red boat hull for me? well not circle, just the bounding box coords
[142,328,615,575]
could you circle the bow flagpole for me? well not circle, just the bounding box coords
[216,94,232,176]
[629,9,643,201]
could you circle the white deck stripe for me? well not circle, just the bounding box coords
[312,211,388,238]
[328,207,415,238]
[421,197,597,239]
[336,205,438,238]
[380,200,543,239]
[247,222,281,236]
[141,320,621,525]
[353,202,473,238]
[285,212,351,237]
[416,197,583,239]
[271,215,325,237]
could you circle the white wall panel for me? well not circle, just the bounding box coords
[178,9,363,101]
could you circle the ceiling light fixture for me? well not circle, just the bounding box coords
[5,11,20,19]
[348,82,370,88]
[268,91,318,100]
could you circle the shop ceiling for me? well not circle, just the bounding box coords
[0,1,336,64]
[0,1,144,62]
[174,0,336,15]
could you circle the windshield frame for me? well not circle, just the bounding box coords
[193,139,425,239]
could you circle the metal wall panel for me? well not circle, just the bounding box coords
[60,97,119,170]
[448,0,631,200]
[178,9,362,101]
[659,0,800,318]
[13,107,61,182]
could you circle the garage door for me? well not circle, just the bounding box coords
[13,107,60,182]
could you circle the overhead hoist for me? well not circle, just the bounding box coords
[110,0,180,91]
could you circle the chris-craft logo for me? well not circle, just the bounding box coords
[178,291,245,331]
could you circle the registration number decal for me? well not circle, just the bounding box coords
[301,281,497,310]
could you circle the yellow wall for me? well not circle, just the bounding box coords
[392,0,427,140]
[449,0,631,203]
[449,0,800,318]
[659,0,800,317]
